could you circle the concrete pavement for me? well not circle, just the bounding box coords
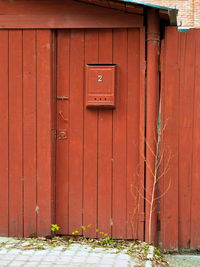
[0,242,139,267]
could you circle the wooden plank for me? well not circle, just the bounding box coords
[160,32,167,249]
[112,29,127,238]
[0,0,143,29]
[97,29,113,237]
[161,27,179,250]
[0,30,9,236]
[178,31,194,248]
[190,30,200,248]
[36,30,53,237]
[68,29,84,234]
[108,1,126,11]
[138,27,145,241]
[9,30,23,237]
[56,30,70,234]
[83,29,98,237]
[87,0,109,8]
[125,4,143,14]
[160,38,165,248]
[23,30,37,237]
[126,28,140,239]
[51,30,56,235]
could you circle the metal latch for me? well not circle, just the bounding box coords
[56,129,68,140]
[56,96,69,100]
[58,111,68,123]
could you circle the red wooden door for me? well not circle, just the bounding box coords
[56,28,145,240]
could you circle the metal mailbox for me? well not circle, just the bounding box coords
[85,64,116,108]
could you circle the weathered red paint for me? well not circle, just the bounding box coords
[0,30,9,236]
[160,28,179,250]
[36,30,55,237]
[9,30,23,237]
[23,30,37,237]
[0,0,143,29]
[98,29,113,238]
[161,27,200,250]
[55,28,145,239]
[56,30,70,234]
[145,9,160,245]
[0,0,174,244]
[0,29,55,237]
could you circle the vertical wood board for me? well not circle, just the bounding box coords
[23,30,37,237]
[0,30,9,236]
[9,30,23,237]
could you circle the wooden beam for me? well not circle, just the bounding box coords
[0,0,143,29]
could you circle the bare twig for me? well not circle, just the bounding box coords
[131,119,172,243]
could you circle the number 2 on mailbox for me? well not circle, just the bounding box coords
[98,75,103,82]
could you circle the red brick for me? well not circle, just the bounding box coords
[138,0,200,27]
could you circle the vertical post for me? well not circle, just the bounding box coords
[145,8,160,244]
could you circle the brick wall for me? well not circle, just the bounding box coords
[138,0,200,27]
[194,0,200,27]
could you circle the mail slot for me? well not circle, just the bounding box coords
[85,64,116,108]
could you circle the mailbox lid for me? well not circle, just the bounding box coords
[86,64,116,107]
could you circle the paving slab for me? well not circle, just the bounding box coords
[0,243,139,267]
[0,238,18,243]
[165,254,200,267]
